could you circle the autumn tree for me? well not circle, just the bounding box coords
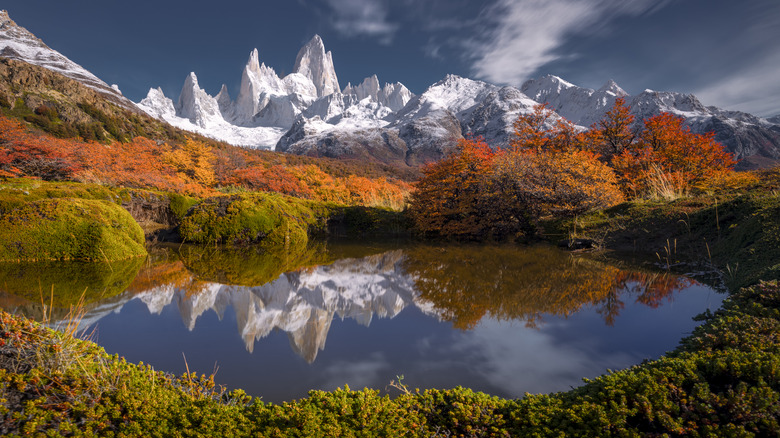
[511,103,587,154]
[612,112,736,197]
[409,137,497,238]
[490,148,624,226]
[0,116,80,180]
[511,103,557,153]
[584,97,635,161]
[162,138,217,188]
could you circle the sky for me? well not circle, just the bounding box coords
[4,0,779,117]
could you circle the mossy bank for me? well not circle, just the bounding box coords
[0,197,145,262]
[544,168,780,290]
[0,178,411,262]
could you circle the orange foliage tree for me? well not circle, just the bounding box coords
[510,103,558,153]
[491,148,623,223]
[584,97,635,161]
[409,137,497,238]
[409,118,623,239]
[0,116,80,180]
[612,112,736,197]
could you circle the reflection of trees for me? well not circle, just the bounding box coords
[0,257,144,319]
[595,272,694,326]
[404,244,694,329]
[0,241,699,362]
[175,242,331,287]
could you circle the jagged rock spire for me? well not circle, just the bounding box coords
[293,35,340,98]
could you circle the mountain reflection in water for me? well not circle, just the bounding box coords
[131,250,417,362]
[0,243,697,364]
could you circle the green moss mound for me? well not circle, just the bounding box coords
[178,193,332,247]
[0,198,146,262]
[0,178,128,211]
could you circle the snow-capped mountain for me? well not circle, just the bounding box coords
[343,75,412,112]
[277,75,543,166]
[292,35,340,98]
[137,35,413,150]
[0,10,134,109]
[521,75,628,128]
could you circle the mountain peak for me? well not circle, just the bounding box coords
[305,34,325,49]
[293,35,340,98]
[539,74,576,90]
[247,48,260,70]
[598,79,628,97]
[183,72,199,88]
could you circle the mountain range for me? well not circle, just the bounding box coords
[1,10,779,169]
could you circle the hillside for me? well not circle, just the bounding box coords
[0,55,416,199]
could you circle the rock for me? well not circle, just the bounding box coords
[558,238,599,251]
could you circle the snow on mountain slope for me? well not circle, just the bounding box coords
[0,10,135,109]
[137,35,409,150]
[343,75,413,112]
[278,75,541,165]
[521,75,627,128]
[459,85,543,146]
[137,84,287,148]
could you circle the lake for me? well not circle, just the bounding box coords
[0,241,723,403]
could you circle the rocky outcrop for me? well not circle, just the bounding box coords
[120,191,190,242]
[292,35,340,98]
[0,58,136,126]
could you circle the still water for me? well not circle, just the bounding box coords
[0,241,723,403]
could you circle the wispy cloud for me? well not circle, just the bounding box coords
[468,0,672,86]
[692,51,780,117]
[321,0,399,44]
[320,352,389,390]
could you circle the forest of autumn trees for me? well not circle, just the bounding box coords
[410,98,736,239]
[0,114,412,209]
